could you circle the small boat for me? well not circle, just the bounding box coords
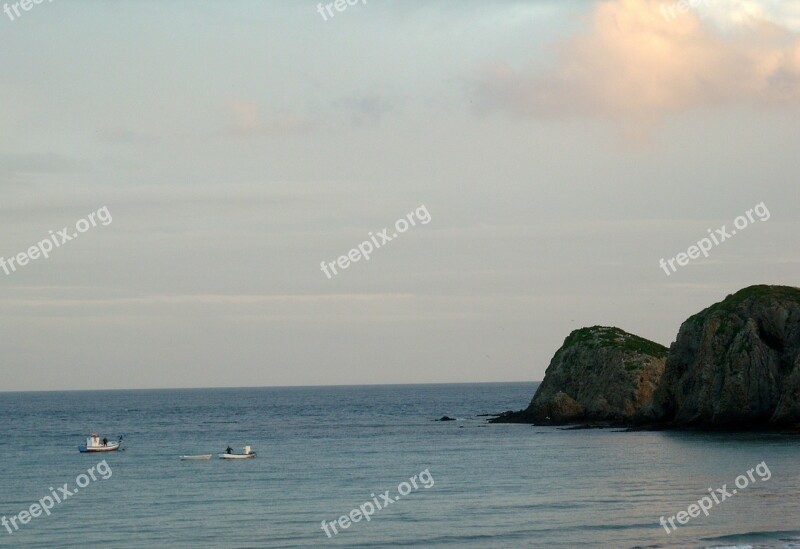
[180,455,212,461]
[79,434,123,453]
[218,445,256,459]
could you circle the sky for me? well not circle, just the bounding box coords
[1,0,799,391]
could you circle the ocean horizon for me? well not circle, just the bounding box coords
[0,380,539,395]
[2,382,798,549]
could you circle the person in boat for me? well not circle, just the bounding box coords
[225,446,233,454]
[102,437,108,447]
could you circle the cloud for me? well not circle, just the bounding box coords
[0,153,84,175]
[229,101,314,137]
[703,0,800,32]
[0,153,86,186]
[333,93,399,127]
[95,127,154,145]
[473,0,800,140]
[0,293,413,308]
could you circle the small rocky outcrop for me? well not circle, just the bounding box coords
[643,285,800,428]
[492,326,667,424]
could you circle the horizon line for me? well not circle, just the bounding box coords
[0,379,541,395]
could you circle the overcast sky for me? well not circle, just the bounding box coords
[1,0,799,391]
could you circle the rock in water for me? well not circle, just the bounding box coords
[647,285,800,428]
[494,326,667,424]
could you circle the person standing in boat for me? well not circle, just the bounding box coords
[225,445,233,454]
[102,437,108,447]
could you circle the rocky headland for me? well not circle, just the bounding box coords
[643,285,800,429]
[491,326,667,425]
[492,285,800,431]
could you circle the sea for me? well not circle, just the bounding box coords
[1,382,799,549]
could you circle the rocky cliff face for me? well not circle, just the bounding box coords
[645,285,800,428]
[495,326,667,424]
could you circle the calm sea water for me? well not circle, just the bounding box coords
[1,383,799,548]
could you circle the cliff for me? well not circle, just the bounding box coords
[492,326,667,424]
[644,285,800,428]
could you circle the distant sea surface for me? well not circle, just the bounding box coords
[1,383,799,548]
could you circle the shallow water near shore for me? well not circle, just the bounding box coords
[1,383,799,548]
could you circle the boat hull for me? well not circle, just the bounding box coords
[181,455,212,461]
[79,443,120,453]
[218,453,256,459]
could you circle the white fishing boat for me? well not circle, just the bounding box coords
[79,434,123,453]
[219,445,256,459]
[180,454,212,461]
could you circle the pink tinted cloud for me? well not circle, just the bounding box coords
[475,0,800,138]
